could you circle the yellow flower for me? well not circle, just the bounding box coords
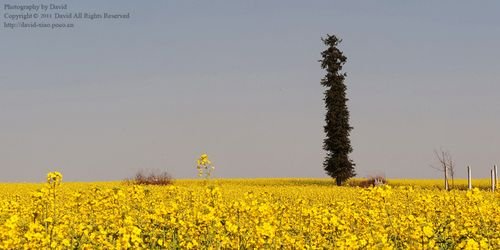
[0,176,498,249]
[423,226,434,238]
[46,171,63,186]
[196,153,214,179]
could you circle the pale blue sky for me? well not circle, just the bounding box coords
[1,1,499,181]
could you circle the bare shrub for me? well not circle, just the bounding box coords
[350,176,387,188]
[430,148,455,190]
[125,169,173,186]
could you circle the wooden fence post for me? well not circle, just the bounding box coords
[494,164,498,191]
[492,169,495,192]
[467,165,472,190]
[444,164,448,191]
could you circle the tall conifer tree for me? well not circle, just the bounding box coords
[320,34,355,185]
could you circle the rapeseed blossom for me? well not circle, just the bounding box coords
[196,153,214,179]
[0,174,498,249]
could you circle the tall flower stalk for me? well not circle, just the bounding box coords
[196,153,214,181]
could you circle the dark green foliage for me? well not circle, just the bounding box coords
[320,34,355,186]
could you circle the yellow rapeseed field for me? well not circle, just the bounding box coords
[0,173,498,249]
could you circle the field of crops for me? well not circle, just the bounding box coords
[0,173,498,249]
